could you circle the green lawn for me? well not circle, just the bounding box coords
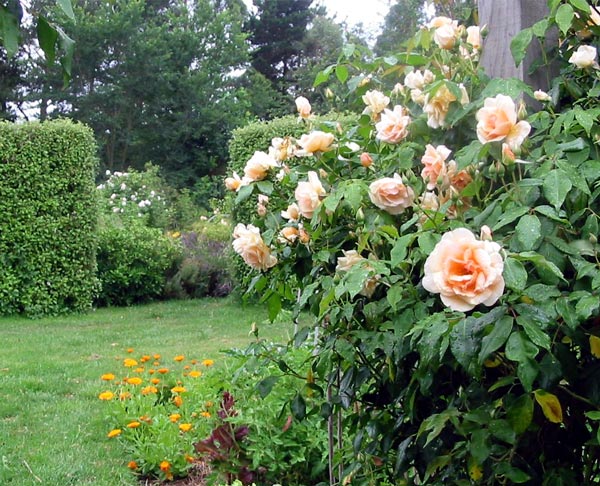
[0,298,294,486]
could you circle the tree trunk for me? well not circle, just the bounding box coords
[479,0,558,92]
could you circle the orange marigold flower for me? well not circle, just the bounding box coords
[134,367,144,373]
[184,454,195,463]
[127,461,138,470]
[98,391,114,401]
[119,392,132,400]
[107,428,122,438]
[140,355,151,363]
[173,396,183,407]
[157,368,169,374]
[123,358,138,367]
[190,359,198,365]
[151,378,161,385]
[179,423,192,432]
[141,386,158,395]
[153,361,161,366]
[139,415,152,423]
[169,413,181,423]
[202,359,214,367]
[184,365,191,370]
[126,348,134,353]
[171,386,187,394]
[148,369,155,375]
[188,370,202,378]
[127,421,141,428]
[174,355,185,362]
[153,354,161,360]
[126,377,143,385]
[160,461,171,473]
[200,411,211,418]
[101,373,115,381]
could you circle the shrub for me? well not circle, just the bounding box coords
[0,120,98,316]
[96,220,181,306]
[226,5,600,486]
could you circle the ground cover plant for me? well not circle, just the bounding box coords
[226,2,600,484]
[0,298,292,486]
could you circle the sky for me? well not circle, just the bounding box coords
[313,0,390,32]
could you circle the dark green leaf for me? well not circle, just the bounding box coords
[390,234,415,267]
[543,170,572,209]
[479,316,513,363]
[517,316,551,350]
[267,293,282,322]
[335,64,349,83]
[555,3,575,35]
[507,394,534,434]
[510,27,533,67]
[504,257,528,291]
[515,214,543,251]
[491,206,529,232]
[290,393,306,420]
[256,180,273,195]
[37,16,58,65]
[0,5,20,57]
[455,140,483,170]
[506,331,539,362]
[256,375,279,398]
[235,183,254,204]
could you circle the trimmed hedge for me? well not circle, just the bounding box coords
[0,120,99,316]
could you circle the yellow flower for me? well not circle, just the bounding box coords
[171,231,181,238]
[148,369,155,375]
[126,348,134,353]
[134,367,144,373]
[141,386,158,395]
[125,377,143,385]
[157,368,169,374]
[169,413,181,423]
[127,421,141,428]
[107,428,122,438]
[101,373,115,381]
[123,358,138,367]
[151,378,161,385]
[188,370,202,378]
[140,355,151,363]
[119,392,131,400]
[171,386,187,394]
[160,461,171,473]
[98,391,114,401]
[179,423,192,432]
[153,354,161,360]
[184,454,195,463]
[173,396,183,407]
[202,359,214,367]
[174,355,185,362]
[200,411,211,418]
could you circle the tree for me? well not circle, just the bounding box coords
[27,0,250,187]
[374,0,426,56]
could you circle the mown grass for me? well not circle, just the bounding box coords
[0,298,294,486]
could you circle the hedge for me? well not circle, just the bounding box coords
[0,120,98,316]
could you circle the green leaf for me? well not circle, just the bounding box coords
[517,316,551,350]
[256,180,273,195]
[0,5,20,58]
[555,3,575,35]
[335,64,349,83]
[556,137,587,152]
[267,293,282,322]
[343,266,371,299]
[510,27,533,67]
[574,107,596,136]
[576,295,600,321]
[390,234,416,267]
[455,140,483,170]
[57,0,75,20]
[491,206,529,232]
[37,16,58,65]
[497,463,531,483]
[478,316,513,363]
[313,70,330,87]
[290,393,306,420]
[504,257,528,291]
[506,331,539,362]
[418,409,460,447]
[570,0,590,11]
[507,394,534,434]
[543,170,572,209]
[235,183,254,204]
[256,375,279,398]
[515,214,543,251]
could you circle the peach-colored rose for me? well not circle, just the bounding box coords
[421,144,452,190]
[281,203,300,221]
[278,226,299,244]
[423,84,456,129]
[449,166,473,192]
[295,171,326,218]
[335,250,379,298]
[368,173,415,215]
[295,96,311,119]
[533,89,551,102]
[362,89,390,118]
[410,89,426,105]
[244,151,278,182]
[422,227,505,312]
[360,152,373,168]
[297,131,335,155]
[476,94,531,150]
[375,106,411,144]
[225,172,243,191]
[269,137,295,162]
[232,223,277,271]
[430,17,459,49]
[466,25,481,50]
[569,45,597,68]
[404,70,425,90]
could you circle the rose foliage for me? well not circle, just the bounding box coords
[227,1,600,484]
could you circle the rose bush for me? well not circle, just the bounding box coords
[226,2,600,484]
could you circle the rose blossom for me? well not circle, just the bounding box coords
[422,227,505,312]
[476,94,531,150]
[232,224,277,271]
[278,226,299,244]
[297,131,335,155]
[533,90,551,102]
[423,85,456,128]
[568,45,597,68]
[362,90,390,118]
[295,171,326,218]
[404,70,425,90]
[375,105,411,143]
[225,172,243,191]
[335,250,379,298]
[295,96,311,119]
[430,16,459,50]
[421,144,453,190]
[368,173,415,215]
[281,203,300,221]
[244,151,278,182]
[269,137,295,162]
[466,25,481,50]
